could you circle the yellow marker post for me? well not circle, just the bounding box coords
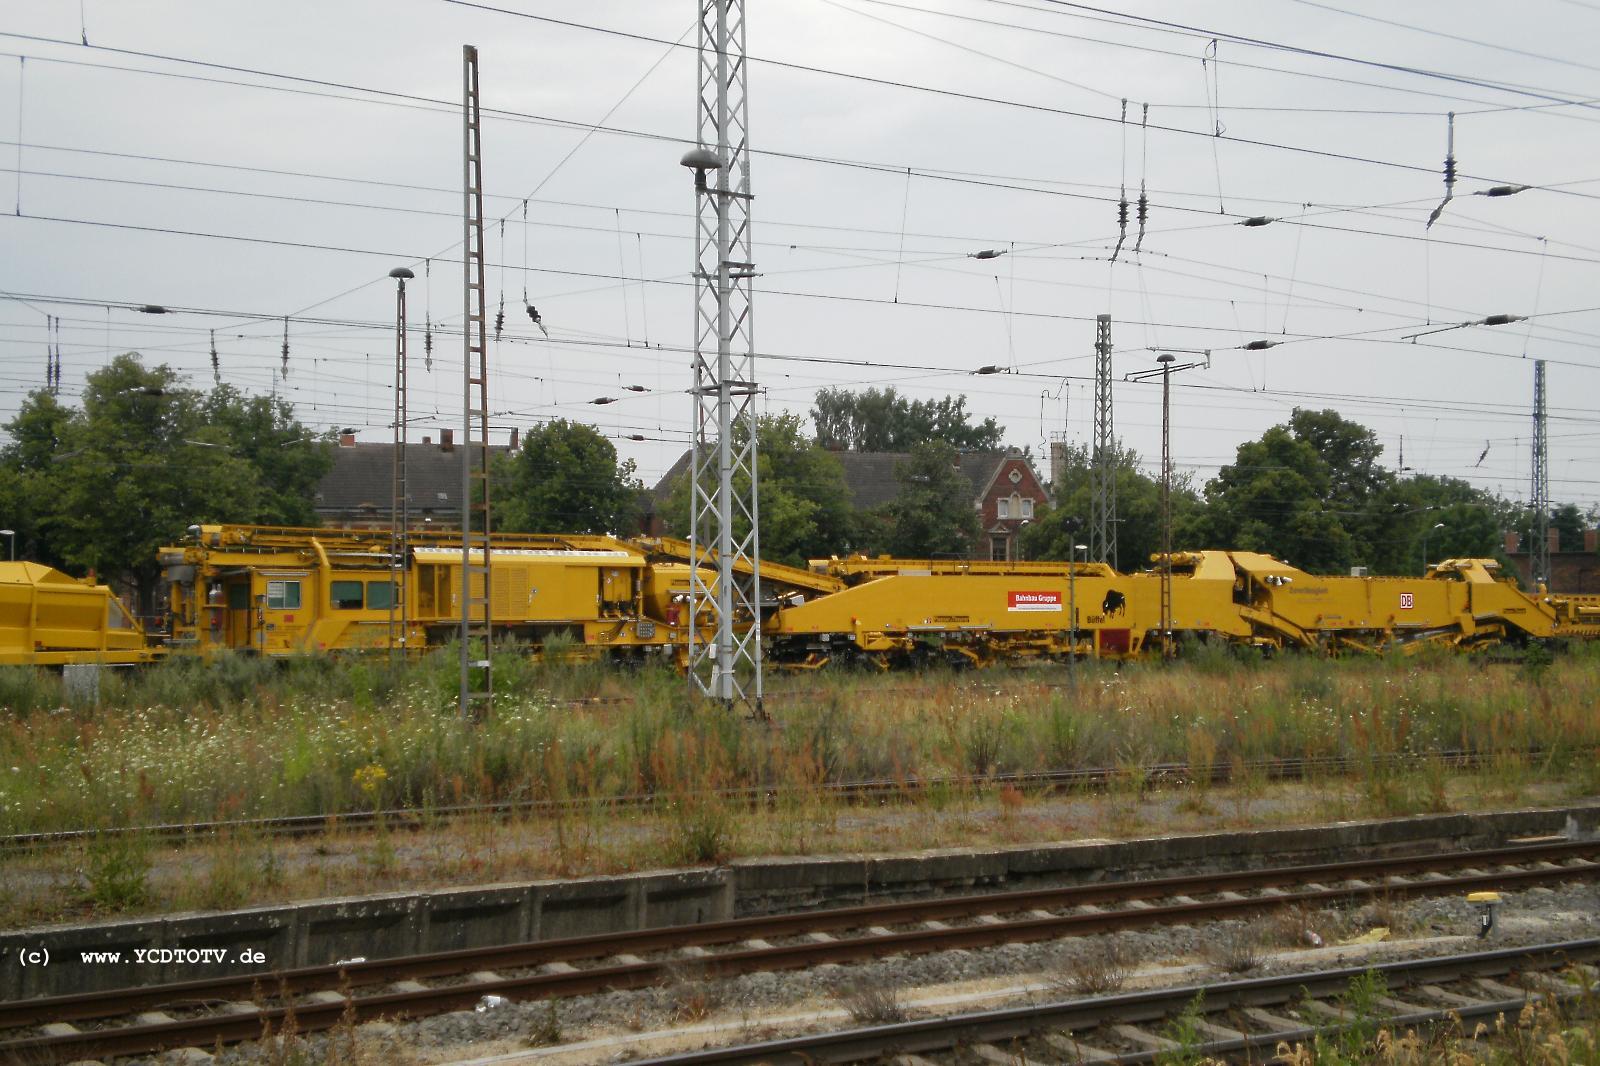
[1468,891,1502,939]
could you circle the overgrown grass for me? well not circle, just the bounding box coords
[0,650,1597,927]
[1,649,1598,844]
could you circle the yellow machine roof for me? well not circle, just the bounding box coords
[0,561,95,588]
[1225,552,1307,578]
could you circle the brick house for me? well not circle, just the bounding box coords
[648,448,1051,561]
[1503,529,1600,593]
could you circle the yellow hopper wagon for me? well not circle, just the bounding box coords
[0,562,158,666]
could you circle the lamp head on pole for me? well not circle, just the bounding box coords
[389,267,415,281]
[679,147,722,190]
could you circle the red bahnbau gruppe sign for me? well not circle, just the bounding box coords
[1008,590,1063,612]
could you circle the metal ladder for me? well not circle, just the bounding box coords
[460,44,493,718]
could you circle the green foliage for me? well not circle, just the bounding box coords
[812,386,1002,451]
[660,413,854,566]
[878,440,981,558]
[1196,412,1363,572]
[1155,992,1210,1066]
[0,355,331,612]
[1192,408,1520,576]
[82,830,153,911]
[1023,440,1200,567]
[497,418,642,535]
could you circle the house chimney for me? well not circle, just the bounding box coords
[1504,531,1520,553]
[1585,528,1598,553]
[422,435,432,446]
[1549,527,1561,552]
[1049,440,1067,495]
[510,427,520,451]
[440,428,454,451]
[339,428,356,447]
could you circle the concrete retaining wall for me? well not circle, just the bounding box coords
[3,802,1595,1000]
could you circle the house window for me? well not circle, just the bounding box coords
[266,580,301,610]
[991,536,1008,561]
[997,498,1010,519]
[330,580,365,610]
[1021,498,1034,519]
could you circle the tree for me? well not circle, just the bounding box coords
[879,440,981,558]
[659,413,854,567]
[1367,474,1501,576]
[811,387,1003,452]
[1,354,331,615]
[1021,441,1200,568]
[498,419,642,535]
[1192,409,1402,573]
[202,385,333,527]
[1552,504,1587,553]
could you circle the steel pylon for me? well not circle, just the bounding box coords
[686,0,763,713]
[1088,314,1117,568]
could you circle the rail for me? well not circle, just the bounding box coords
[4,838,1598,1063]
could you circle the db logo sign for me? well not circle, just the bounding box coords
[1399,593,1415,610]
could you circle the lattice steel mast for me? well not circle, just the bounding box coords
[460,45,493,718]
[389,266,414,666]
[682,0,763,713]
[1532,358,1550,588]
[1088,314,1117,568]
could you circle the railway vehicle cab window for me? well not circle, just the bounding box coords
[330,580,364,610]
[266,580,301,610]
[366,581,393,610]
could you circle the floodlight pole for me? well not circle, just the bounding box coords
[684,0,763,715]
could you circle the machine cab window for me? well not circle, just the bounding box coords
[266,580,301,610]
[330,580,364,610]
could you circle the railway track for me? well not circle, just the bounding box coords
[0,747,1544,854]
[627,938,1600,1065]
[3,838,1598,1063]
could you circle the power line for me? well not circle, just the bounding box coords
[7,26,1590,202]
[1283,0,1600,76]
[1023,0,1600,110]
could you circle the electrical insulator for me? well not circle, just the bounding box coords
[210,330,220,385]
[424,315,433,372]
[280,317,290,379]
[494,298,505,341]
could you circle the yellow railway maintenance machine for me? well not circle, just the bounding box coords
[0,561,158,666]
[1219,553,1600,651]
[160,524,687,660]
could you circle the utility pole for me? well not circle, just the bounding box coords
[389,266,414,667]
[1532,358,1550,588]
[682,0,763,715]
[460,45,493,718]
[1128,348,1208,659]
[1088,314,1116,568]
[1068,540,1087,680]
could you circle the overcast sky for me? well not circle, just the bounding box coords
[3,0,1598,508]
